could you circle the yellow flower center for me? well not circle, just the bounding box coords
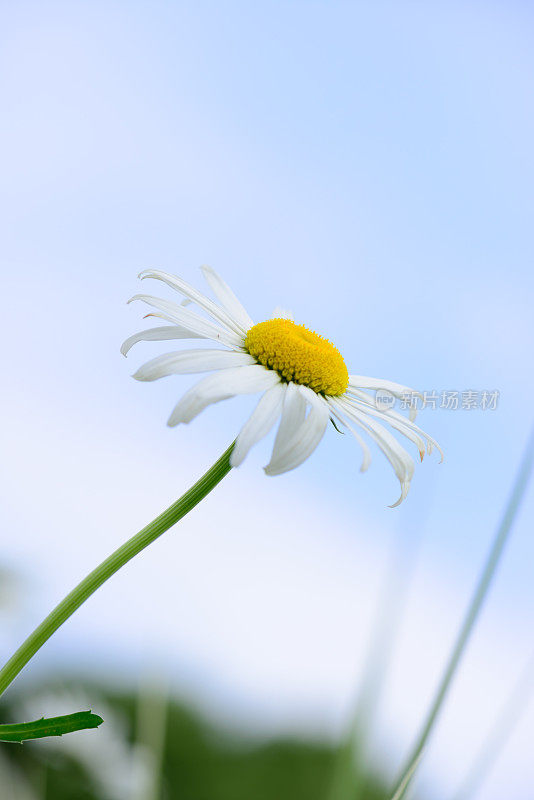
[245,318,349,396]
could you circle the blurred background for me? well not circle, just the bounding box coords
[1,1,533,798]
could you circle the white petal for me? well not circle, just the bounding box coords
[341,393,426,460]
[327,400,372,472]
[265,387,329,475]
[200,265,254,331]
[121,325,204,356]
[334,397,415,506]
[343,391,443,463]
[269,381,307,465]
[128,294,244,349]
[271,306,294,321]
[345,386,384,406]
[230,384,285,467]
[139,270,246,336]
[348,375,420,396]
[382,409,444,462]
[167,365,280,426]
[133,350,256,381]
[348,376,422,421]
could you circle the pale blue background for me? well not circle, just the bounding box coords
[1,2,533,798]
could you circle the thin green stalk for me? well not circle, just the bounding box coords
[389,430,534,800]
[0,442,235,699]
[390,748,426,800]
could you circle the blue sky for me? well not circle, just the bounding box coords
[1,2,534,798]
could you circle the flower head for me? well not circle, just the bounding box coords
[122,266,442,505]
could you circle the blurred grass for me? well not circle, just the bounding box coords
[0,684,390,800]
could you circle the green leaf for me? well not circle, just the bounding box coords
[0,711,103,743]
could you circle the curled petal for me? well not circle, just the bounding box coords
[122,325,206,356]
[139,269,246,337]
[333,397,415,506]
[128,294,244,349]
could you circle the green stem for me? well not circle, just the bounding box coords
[0,442,235,699]
[389,430,534,800]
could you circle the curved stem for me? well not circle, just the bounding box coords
[389,429,534,799]
[0,441,235,698]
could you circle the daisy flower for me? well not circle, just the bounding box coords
[122,267,442,505]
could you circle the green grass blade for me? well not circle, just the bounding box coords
[388,429,534,800]
[0,711,103,742]
[390,748,426,800]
